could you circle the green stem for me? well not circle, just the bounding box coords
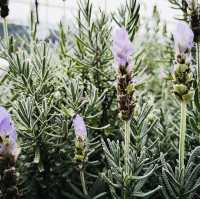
[197,42,200,84]
[123,189,127,199]
[179,101,187,173]
[3,18,9,47]
[124,120,131,175]
[80,169,88,195]
[123,120,131,199]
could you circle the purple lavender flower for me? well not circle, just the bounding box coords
[112,27,134,66]
[73,114,87,139]
[173,22,194,54]
[0,106,17,156]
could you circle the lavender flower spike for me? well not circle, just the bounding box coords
[73,114,87,139]
[112,27,134,67]
[173,22,194,54]
[0,106,17,157]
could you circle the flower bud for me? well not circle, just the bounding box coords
[73,114,87,140]
[173,22,194,55]
[0,106,20,199]
[171,22,194,102]
[112,27,134,67]
[0,0,9,18]
[112,27,136,120]
[73,114,87,162]
[0,106,18,158]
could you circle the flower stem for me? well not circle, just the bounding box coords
[124,120,131,175]
[197,42,200,84]
[123,120,131,199]
[80,169,88,195]
[3,18,9,47]
[179,101,187,173]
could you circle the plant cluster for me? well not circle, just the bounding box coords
[0,0,200,199]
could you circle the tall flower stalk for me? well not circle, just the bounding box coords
[179,101,187,172]
[112,27,135,177]
[197,42,200,83]
[73,114,88,195]
[172,22,194,172]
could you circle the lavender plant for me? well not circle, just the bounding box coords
[73,114,88,195]
[65,0,117,137]
[61,78,108,198]
[102,20,161,199]
[172,21,194,171]
[2,0,200,198]
[168,0,200,77]
[160,147,200,199]
[159,21,200,199]
[112,27,135,174]
[168,0,200,178]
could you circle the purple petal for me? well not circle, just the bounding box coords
[173,22,194,54]
[73,114,87,139]
[112,27,134,66]
[0,106,17,155]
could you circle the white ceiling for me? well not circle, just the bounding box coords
[5,0,179,29]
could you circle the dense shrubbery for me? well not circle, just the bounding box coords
[0,0,200,198]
